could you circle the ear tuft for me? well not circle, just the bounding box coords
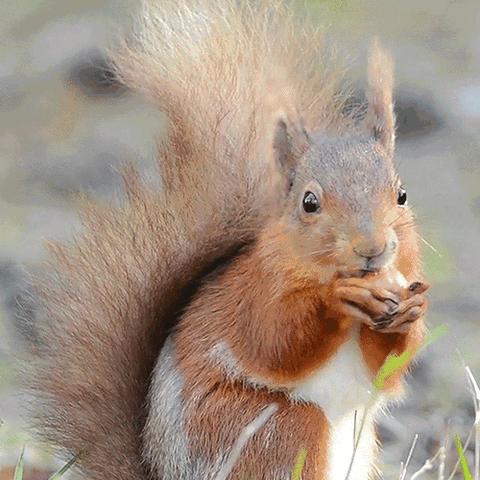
[365,38,396,156]
[272,115,309,190]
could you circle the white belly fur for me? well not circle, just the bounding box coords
[291,327,382,480]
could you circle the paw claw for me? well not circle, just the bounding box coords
[373,314,395,330]
[409,281,421,292]
[385,299,399,315]
[408,281,429,295]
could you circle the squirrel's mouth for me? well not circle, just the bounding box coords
[338,266,381,279]
[336,245,396,278]
[359,267,381,277]
[347,267,380,278]
[338,261,387,278]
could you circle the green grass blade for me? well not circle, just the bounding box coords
[14,446,25,480]
[374,350,412,390]
[454,433,473,480]
[291,448,307,480]
[48,456,77,479]
[421,324,449,350]
[373,324,448,391]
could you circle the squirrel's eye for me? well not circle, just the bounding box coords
[303,191,320,213]
[397,186,407,206]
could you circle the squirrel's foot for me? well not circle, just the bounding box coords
[331,277,428,333]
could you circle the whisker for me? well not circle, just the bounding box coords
[388,209,408,227]
[303,245,339,259]
[305,249,335,259]
[419,235,442,257]
[395,221,416,230]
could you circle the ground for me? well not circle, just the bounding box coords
[0,0,479,478]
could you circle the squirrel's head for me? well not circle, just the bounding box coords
[279,136,415,278]
[269,40,419,280]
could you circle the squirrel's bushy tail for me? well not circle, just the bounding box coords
[26,1,348,478]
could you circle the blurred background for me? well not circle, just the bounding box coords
[0,0,479,478]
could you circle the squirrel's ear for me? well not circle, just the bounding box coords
[364,38,396,156]
[272,116,310,189]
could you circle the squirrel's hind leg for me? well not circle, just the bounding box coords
[144,337,329,479]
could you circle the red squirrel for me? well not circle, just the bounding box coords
[25,1,428,479]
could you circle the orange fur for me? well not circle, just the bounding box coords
[184,378,329,478]
[163,200,425,476]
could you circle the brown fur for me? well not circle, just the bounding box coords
[162,181,425,477]
[25,1,353,478]
[183,375,329,479]
[24,1,427,479]
[175,228,351,386]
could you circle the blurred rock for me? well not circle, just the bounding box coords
[344,87,443,140]
[68,51,127,98]
[25,15,110,76]
[394,89,443,139]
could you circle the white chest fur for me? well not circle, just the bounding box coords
[291,327,382,480]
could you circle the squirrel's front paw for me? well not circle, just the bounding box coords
[331,277,401,329]
[373,281,429,333]
[331,277,429,333]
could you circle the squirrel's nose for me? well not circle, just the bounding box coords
[352,236,387,259]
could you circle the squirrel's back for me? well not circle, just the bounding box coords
[25,1,351,479]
